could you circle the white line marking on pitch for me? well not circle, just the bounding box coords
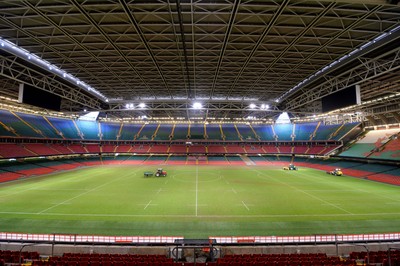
[144,200,152,210]
[242,201,250,211]
[195,165,199,217]
[156,188,163,194]
[37,171,135,214]
[252,168,354,215]
[231,188,237,194]
[2,211,400,218]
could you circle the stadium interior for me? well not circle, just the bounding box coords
[0,0,400,265]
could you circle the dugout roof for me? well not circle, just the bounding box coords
[0,0,399,124]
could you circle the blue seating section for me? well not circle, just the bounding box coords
[221,124,240,140]
[331,122,360,140]
[172,124,189,140]
[76,120,99,140]
[252,124,275,141]
[100,123,120,140]
[119,124,142,140]
[154,124,173,140]
[294,123,317,141]
[16,112,62,139]
[0,110,362,145]
[274,124,293,141]
[313,124,341,140]
[189,124,205,139]
[0,110,42,138]
[137,124,157,140]
[0,116,17,137]
[237,124,257,140]
[46,117,80,139]
[206,124,223,140]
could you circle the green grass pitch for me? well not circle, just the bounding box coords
[0,165,400,238]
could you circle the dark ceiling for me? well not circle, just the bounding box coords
[0,0,399,122]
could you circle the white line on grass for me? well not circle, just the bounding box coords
[36,169,138,214]
[231,188,237,194]
[242,201,250,211]
[144,200,152,210]
[195,165,198,216]
[251,168,354,215]
[5,211,399,218]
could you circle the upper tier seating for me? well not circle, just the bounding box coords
[294,122,317,141]
[189,124,205,139]
[76,120,99,140]
[273,124,293,141]
[119,123,142,140]
[154,124,173,140]
[100,122,121,140]
[0,110,43,138]
[46,117,80,139]
[252,124,275,141]
[221,124,241,141]
[206,124,223,140]
[17,112,62,139]
[236,124,258,140]
[137,123,157,140]
[313,124,341,140]
[172,124,189,140]
[330,122,360,140]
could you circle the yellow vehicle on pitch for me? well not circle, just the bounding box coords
[327,168,343,176]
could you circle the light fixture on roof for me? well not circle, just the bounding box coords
[138,103,146,108]
[249,103,256,109]
[260,104,269,110]
[193,102,202,109]
[125,103,134,109]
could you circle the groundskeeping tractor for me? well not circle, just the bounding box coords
[155,168,167,177]
[327,168,343,176]
[283,164,298,170]
[143,168,167,177]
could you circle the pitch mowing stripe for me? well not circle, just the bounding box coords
[1,211,400,218]
[242,201,250,211]
[299,170,400,203]
[195,165,198,217]
[251,167,354,214]
[37,167,142,214]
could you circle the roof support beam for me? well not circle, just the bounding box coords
[0,55,102,109]
[283,46,400,111]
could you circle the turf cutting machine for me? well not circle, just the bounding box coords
[283,164,298,170]
[327,168,343,176]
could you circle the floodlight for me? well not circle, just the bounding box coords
[193,102,202,109]
[249,103,256,109]
[138,103,146,108]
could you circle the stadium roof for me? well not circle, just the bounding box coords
[0,0,399,124]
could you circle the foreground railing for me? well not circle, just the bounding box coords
[1,232,400,245]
